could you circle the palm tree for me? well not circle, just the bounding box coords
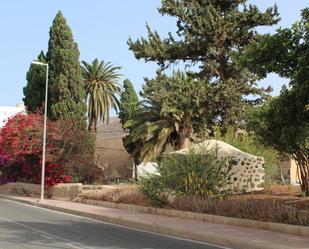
[124,71,208,163]
[81,59,122,132]
[124,100,190,163]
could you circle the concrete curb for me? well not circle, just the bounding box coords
[75,198,309,237]
[0,195,307,249]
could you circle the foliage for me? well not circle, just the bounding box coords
[124,103,176,164]
[50,118,98,184]
[140,175,169,207]
[81,58,122,132]
[215,128,279,185]
[23,51,47,113]
[119,80,142,167]
[128,0,279,132]
[0,113,95,186]
[141,149,232,207]
[124,71,211,163]
[244,9,309,195]
[47,11,86,122]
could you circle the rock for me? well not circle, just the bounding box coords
[135,162,159,179]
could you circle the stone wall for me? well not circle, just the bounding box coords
[179,140,265,193]
[51,183,82,201]
[51,183,129,201]
[0,182,41,197]
[179,140,265,192]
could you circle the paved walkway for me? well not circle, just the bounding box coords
[1,195,309,249]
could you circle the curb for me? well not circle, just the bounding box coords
[75,198,309,237]
[0,195,306,249]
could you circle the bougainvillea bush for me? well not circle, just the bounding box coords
[0,113,95,186]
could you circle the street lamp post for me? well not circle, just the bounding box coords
[31,60,49,201]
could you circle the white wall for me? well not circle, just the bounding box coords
[0,104,25,128]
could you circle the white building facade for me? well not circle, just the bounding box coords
[0,104,26,128]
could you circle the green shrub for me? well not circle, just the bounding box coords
[141,176,169,207]
[141,150,233,206]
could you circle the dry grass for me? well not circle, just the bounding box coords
[79,184,309,226]
[79,185,149,206]
[263,184,302,196]
[170,195,309,226]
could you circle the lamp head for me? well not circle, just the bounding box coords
[31,60,47,66]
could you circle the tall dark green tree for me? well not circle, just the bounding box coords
[128,0,279,133]
[23,51,47,112]
[119,79,140,125]
[47,11,86,121]
[245,9,309,195]
[119,80,142,176]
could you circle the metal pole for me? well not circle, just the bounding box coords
[41,64,49,201]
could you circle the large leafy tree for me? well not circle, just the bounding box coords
[23,51,47,112]
[245,9,309,195]
[47,11,86,121]
[125,71,210,162]
[128,0,279,132]
[81,59,121,132]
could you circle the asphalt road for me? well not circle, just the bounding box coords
[0,199,231,249]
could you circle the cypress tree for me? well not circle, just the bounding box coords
[23,51,47,113]
[119,79,142,167]
[128,0,280,133]
[119,79,140,125]
[47,11,86,121]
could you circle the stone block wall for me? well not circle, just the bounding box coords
[51,183,82,201]
[183,139,265,193]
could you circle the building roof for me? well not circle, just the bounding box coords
[0,104,26,128]
[96,117,127,139]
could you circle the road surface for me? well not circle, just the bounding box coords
[0,198,231,249]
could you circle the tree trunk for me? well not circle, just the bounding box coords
[179,134,189,150]
[294,150,309,196]
[133,161,138,181]
[88,117,97,134]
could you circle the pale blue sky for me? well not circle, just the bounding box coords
[0,1,308,106]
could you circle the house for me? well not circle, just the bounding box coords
[0,104,26,128]
[95,117,133,181]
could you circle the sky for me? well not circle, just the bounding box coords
[0,0,308,107]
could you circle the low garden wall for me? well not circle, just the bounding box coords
[51,183,129,201]
[51,183,83,201]
[0,182,41,197]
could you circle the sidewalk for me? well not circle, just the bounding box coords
[1,195,309,249]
